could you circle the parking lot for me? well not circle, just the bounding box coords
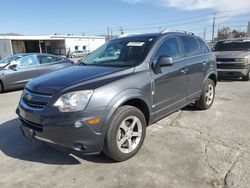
[0,80,249,188]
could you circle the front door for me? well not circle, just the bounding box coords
[5,55,39,89]
[152,37,188,120]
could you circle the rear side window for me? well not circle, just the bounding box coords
[154,37,182,61]
[180,36,200,57]
[197,39,210,54]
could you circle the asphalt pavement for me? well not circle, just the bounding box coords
[0,80,250,188]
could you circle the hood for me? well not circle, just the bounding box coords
[214,51,250,59]
[26,65,132,94]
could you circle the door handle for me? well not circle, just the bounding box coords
[181,67,189,74]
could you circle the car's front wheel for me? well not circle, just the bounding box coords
[104,105,146,161]
[242,71,250,81]
[195,78,215,110]
[0,82,3,93]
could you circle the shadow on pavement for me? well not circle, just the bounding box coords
[218,77,244,82]
[0,118,113,165]
[1,88,23,94]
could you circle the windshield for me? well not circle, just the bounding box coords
[0,55,23,66]
[82,36,157,67]
[214,40,250,51]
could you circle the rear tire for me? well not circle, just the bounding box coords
[104,105,146,162]
[195,79,215,110]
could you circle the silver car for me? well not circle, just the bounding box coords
[0,53,74,92]
[213,38,250,81]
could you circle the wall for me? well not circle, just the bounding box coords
[43,40,65,55]
[64,37,105,53]
[12,40,26,54]
[0,39,13,59]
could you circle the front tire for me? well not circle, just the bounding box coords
[195,78,215,110]
[242,71,249,81]
[0,82,3,93]
[104,105,146,161]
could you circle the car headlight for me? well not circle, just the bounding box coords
[235,58,248,65]
[54,90,93,112]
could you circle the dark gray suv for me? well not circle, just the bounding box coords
[16,31,217,161]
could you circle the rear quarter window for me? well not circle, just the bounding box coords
[197,39,210,54]
[180,36,200,57]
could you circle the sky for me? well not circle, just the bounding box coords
[0,0,250,40]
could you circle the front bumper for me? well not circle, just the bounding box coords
[217,67,249,78]
[16,101,111,154]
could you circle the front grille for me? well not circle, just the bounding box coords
[23,97,47,109]
[22,89,52,109]
[217,63,246,69]
[20,117,43,132]
[217,58,236,62]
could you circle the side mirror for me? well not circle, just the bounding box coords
[154,55,173,74]
[9,64,18,71]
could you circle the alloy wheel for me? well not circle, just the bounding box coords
[116,116,142,154]
[205,83,214,105]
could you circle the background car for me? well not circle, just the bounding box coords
[0,53,74,92]
[67,50,90,58]
[68,50,84,58]
[213,38,250,81]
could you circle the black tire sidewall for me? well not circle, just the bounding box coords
[242,71,250,81]
[104,106,146,161]
[0,82,2,93]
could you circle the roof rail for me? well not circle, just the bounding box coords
[160,29,195,36]
[118,33,141,38]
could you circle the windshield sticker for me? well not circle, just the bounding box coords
[127,42,145,47]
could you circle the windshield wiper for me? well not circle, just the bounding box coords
[2,62,10,68]
[79,61,87,66]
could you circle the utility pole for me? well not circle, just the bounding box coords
[110,29,113,40]
[120,26,124,35]
[212,12,216,42]
[107,26,110,41]
[203,28,206,40]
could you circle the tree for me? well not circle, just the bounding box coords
[217,27,247,41]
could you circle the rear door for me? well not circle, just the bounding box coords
[4,55,39,89]
[152,36,188,119]
[179,36,208,101]
[37,55,71,76]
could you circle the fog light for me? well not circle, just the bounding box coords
[87,117,102,125]
[74,121,83,128]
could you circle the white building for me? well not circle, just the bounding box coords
[0,35,106,59]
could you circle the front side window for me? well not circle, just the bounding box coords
[154,37,182,61]
[17,55,38,68]
[180,36,200,57]
[82,36,157,67]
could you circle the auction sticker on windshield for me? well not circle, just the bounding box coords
[127,42,145,46]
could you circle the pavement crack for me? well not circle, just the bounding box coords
[223,152,241,188]
[203,139,220,175]
[168,111,183,127]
